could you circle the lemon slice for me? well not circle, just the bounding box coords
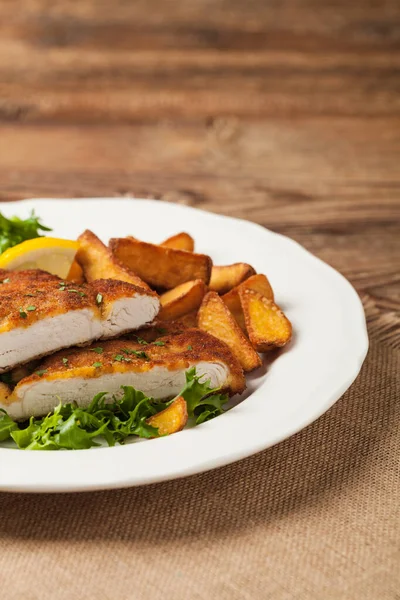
[0,237,80,279]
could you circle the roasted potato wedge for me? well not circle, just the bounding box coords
[147,396,188,436]
[66,260,85,283]
[161,232,195,252]
[239,288,292,351]
[209,263,256,295]
[222,291,246,331]
[198,291,261,372]
[223,274,275,331]
[241,273,274,301]
[159,279,206,321]
[109,237,212,290]
[76,230,150,290]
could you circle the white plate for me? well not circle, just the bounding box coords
[0,198,368,493]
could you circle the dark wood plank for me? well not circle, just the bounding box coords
[0,0,399,122]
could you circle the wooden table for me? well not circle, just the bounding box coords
[0,2,399,598]
[1,2,399,301]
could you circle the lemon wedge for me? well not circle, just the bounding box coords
[0,237,80,279]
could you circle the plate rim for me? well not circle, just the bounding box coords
[0,198,369,493]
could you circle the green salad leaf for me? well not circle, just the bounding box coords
[0,409,18,441]
[179,367,229,424]
[0,210,52,253]
[0,369,229,450]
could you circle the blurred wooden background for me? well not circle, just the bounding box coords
[0,0,399,326]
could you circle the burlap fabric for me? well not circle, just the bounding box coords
[0,310,398,599]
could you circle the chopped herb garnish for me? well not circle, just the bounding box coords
[0,210,51,253]
[62,358,69,366]
[67,289,85,296]
[134,336,148,345]
[35,370,47,377]
[96,293,103,305]
[153,340,165,346]
[114,354,132,363]
[156,327,167,334]
[2,278,10,284]
[26,305,36,312]
[19,308,27,319]
[121,348,149,359]
[91,347,103,354]
[133,350,149,360]
[187,345,193,351]
[92,362,102,368]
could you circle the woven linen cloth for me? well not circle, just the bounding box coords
[0,317,398,599]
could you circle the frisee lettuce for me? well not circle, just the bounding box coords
[0,409,18,441]
[179,367,229,422]
[0,368,228,450]
[0,210,52,253]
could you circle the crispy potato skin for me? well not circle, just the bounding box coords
[161,232,195,252]
[15,329,245,396]
[222,291,246,331]
[77,230,150,291]
[146,396,188,436]
[0,269,156,334]
[239,288,292,351]
[209,263,256,295]
[109,237,212,290]
[241,274,274,301]
[158,280,206,321]
[198,292,261,372]
[66,260,85,283]
[222,274,274,331]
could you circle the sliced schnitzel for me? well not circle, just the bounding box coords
[1,329,245,419]
[0,269,160,373]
